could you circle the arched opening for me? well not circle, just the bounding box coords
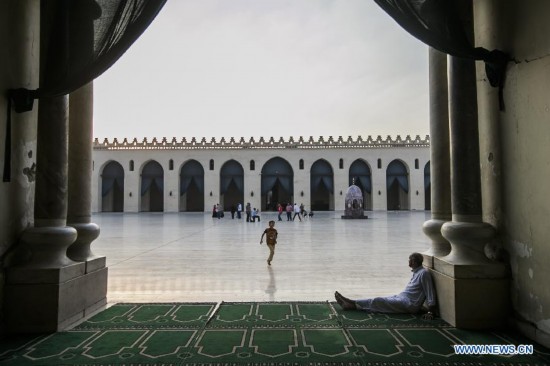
[349,159,372,211]
[101,161,124,212]
[310,159,334,211]
[140,160,164,212]
[180,160,205,212]
[261,157,294,211]
[424,161,431,210]
[386,160,409,210]
[220,160,244,211]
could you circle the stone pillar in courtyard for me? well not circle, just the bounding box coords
[67,82,108,315]
[431,1,509,329]
[3,8,104,331]
[422,48,452,265]
[3,94,88,332]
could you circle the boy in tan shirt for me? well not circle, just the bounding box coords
[260,220,278,265]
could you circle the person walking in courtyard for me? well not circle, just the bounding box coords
[230,204,236,219]
[292,203,302,221]
[245,203,252,222]
[334,252,437,319]
[260,220,278,265]
[286,203,293,221]
[237,203,242,219]
[277,203,283,221]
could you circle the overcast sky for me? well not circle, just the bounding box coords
[93,0,429,141]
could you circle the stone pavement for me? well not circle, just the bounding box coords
[91,211,431,305]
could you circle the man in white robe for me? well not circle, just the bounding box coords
[335,252,437,319]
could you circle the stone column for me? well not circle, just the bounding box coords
[422,48,452,263]
[440,53,496,265]
[430,1,509,329]
[67,82,103,267]
[22,95,79,268]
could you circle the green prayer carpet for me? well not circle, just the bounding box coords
[1,302,549,366]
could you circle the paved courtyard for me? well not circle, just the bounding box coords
[91,211,432,305]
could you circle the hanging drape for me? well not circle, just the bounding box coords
[373,0,509,109]
[358,176,372,194]
[312,176,334,192]
[4,0,167,182]
[261,177,278,195]
[278,176,292,193]
[141,176,163,196]
[261,176,292,195]
[387,175,409,193]
[101,176,123,197]
[180,176,204,195]
[220,176,243,195]
[180,176,193,196]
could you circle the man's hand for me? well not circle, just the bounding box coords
[260,240,263,245]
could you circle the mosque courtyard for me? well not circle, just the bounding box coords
[92,210,432,305]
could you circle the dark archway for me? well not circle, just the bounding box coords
[261,157,294,211]
[349,159,372,211]
[220,160,244,211]
[310,159,334,211]
[386,160,409,210]
[180,160,204,212]
[141,160,164,212]
[101,161,124,212]
[424,161,431,211]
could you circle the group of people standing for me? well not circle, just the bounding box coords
[276,203,311,222]
[213,202,313,223]
[213,203,261,222]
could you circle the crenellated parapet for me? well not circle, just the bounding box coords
[93,135,430,150]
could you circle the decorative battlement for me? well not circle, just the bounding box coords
[93,135,430,150]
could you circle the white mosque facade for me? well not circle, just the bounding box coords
[91,135,431,214]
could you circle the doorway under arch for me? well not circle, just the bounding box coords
[220,160,244,211]
[349,159,372,211]
[424,161,431,210]
[180,160,205,212]
[141,160,164,212]
[261,157,294,211]
[386,160,409,210]
[101,160,124,212]
[310,159,334,211]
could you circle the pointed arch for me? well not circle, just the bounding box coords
[180,159,205,212]
[261,157,294,211]
[310,159,334,211]
[386,159,409,210]
[424,161,431,210]
[140,160,164,212]
[101,160,124,212]
[220,160,244,210]
[349,159,372,210]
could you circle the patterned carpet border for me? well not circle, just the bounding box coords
[1,302,549,366]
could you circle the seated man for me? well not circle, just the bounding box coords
[335,252,437,319]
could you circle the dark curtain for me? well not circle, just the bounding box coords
[180,176,204,195]
[221,176,243,195]
[373,0,508,107]
[102,176,123,197]
[358,176,372,194]
[387,175,409,193]
[4,0,167,182]
[262,176,278,195]
[142,176,163,196]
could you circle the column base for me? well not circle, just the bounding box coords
[422,219,451,267]
[4,259,108,333]
[430,257,509,329]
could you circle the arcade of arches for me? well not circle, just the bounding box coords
[94,144,431,213]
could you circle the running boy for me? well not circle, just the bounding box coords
[260,220,278,265]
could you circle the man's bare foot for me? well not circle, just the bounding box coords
[334,291,356,310]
